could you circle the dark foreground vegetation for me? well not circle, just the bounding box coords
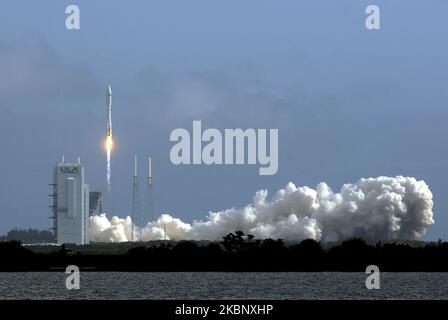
[0,228,55,243]
[1,231,448,271]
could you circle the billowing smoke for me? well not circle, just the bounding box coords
[89,176,434,243]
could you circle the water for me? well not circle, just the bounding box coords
[0,272,447,299]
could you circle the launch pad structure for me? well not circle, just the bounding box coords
[49,156,90,245]
[131,155,155,242]
[131,155,140,242]
[49,85,156,244]
[146,157,154,226]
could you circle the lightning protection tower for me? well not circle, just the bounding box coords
[131,154,140,242]
[146,157,154,226]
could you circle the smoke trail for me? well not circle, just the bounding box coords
[106,148,111,191]
[106,137,113,191]
[90,176,434,242]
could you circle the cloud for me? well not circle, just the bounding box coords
[132,64,290,128]
[0,40,99,101]
[90,176,434,242]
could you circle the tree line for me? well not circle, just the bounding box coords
[0,228,55,243]
[1,230,448,271]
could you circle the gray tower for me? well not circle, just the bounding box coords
[131,155,140,241]
[146,157,154,226]
[89,192,103,216]
[51,156,89,245]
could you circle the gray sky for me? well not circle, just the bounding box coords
[0,0,447,240]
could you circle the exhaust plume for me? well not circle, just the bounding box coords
[89,176,434,242]
[106,137,112,191]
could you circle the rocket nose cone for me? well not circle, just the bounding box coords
[107,85,112,95]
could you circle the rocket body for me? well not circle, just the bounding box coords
[105,85,113,191]
[106,85,112,138]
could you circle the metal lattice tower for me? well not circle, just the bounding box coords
[131,154,140,242]
[48,154,63,240]
[48,183,57,238]
[146,157,154,227]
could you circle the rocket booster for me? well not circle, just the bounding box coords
[106,85,112,138]
[105,85,113,191]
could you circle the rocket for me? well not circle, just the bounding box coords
[105,85,113,191]
[106,85,112,138]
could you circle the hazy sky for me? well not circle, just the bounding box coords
[0,0,447,240]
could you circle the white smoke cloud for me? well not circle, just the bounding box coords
[89,176,434,243]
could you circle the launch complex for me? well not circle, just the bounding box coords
[49,85,154,245]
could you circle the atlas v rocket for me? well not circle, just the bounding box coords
[106,85,112,138]
[105,85,113,191]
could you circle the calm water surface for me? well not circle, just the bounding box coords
[0,272,447,299]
